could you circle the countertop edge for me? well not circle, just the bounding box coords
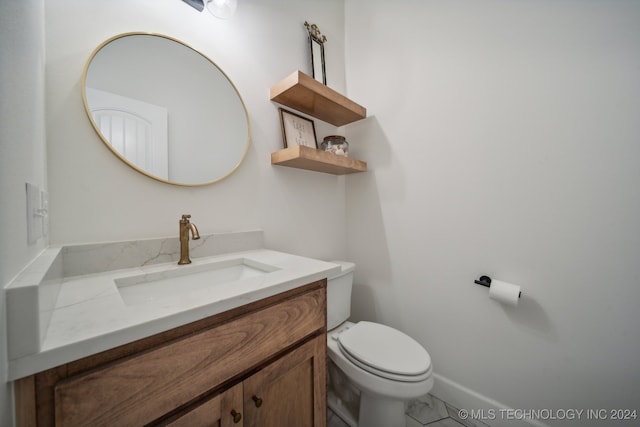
[8,249,340,381]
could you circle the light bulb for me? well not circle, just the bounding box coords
[205,0,237,19]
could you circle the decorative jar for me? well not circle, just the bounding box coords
[320,135,349,157]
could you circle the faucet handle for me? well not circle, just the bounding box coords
[181,214,191,222]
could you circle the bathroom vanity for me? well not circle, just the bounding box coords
[7,233,339,427]
[15,281,326,426]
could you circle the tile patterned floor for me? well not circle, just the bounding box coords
[328,393,492,427]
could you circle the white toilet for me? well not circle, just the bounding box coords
[326,261,434,427]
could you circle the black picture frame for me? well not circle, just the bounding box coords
[279,108,318,149]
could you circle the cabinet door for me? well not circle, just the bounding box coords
[243,335,326,427]
[166,383,243,427]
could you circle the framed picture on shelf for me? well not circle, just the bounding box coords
[279,108,318,149]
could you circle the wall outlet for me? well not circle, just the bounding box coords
[26,182,43,244]
[41,189,49,237]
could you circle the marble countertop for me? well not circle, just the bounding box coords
[8,248,340,380]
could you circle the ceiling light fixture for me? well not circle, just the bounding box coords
[182,0,237,19]
[205,0,237,19]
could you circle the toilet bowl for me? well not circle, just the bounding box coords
[326,262,433,427]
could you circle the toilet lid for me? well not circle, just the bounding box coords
[337,321,431,380]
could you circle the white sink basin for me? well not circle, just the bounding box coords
[115,258,280,305]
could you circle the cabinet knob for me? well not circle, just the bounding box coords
[230,409,242,423]
[252,395,263,408]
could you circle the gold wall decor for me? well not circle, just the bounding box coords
[304,21,327,85]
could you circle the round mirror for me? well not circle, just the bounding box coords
[82,33,250,186]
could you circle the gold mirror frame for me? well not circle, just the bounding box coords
[82,32,251,186]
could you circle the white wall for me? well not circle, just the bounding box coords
[8,1,639,425]
[45,0,348,261]
[344,0,640,425]
[0,1,48,425]
[1,0,346,423]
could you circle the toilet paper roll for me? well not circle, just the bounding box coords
[489,280,521,306]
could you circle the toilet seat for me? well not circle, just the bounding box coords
[337,321,432,382]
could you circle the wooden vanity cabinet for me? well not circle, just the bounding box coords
[164,335,325,427]
[242,335,325,426]
[165,383,243,427]
[14,281,327,427]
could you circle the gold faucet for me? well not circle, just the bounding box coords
[178,214,200,265]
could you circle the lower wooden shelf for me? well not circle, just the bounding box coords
[271,145,367,175]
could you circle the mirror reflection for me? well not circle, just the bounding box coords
[82,33,250,186]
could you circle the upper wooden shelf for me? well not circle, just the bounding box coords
[271,145,367,175]
[270,71,367,126]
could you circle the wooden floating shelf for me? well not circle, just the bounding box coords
[270,70,367,126]
[269,71,368,175]
[271,145,367,175]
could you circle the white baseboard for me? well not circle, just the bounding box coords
[431,373,550,427]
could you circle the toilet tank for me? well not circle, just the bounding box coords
[326,261,355,330]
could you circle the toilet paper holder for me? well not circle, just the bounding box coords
[474,275,493,288]
[474,275,522,298]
